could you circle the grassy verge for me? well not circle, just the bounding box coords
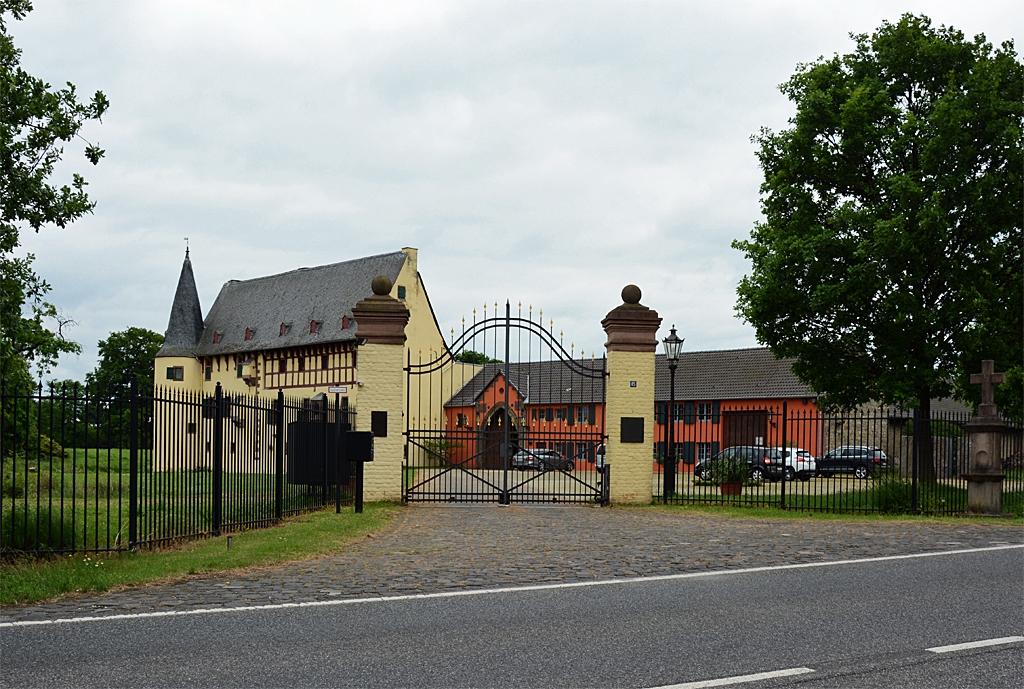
[635,500,1024,524]
[0,502,401,607]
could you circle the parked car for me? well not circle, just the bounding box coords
[695,446,784,482]
[816,446,889,479]
[511,449,574,472]
[776,447,816,481]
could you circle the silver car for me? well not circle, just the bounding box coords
[776,447,816,481]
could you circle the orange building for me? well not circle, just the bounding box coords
[654,348,821,471]
[442,347,821,471]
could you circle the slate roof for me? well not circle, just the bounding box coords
[194,251,408,357]
[654,348,813,402]
[156,251,205,357]
[443,347,813,407]
[444,360,607,408]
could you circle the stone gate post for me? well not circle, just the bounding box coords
[602,285,661,504]
[352,276,410,502]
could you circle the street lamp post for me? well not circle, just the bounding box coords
[662,326,683,503]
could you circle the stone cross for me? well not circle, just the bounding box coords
[970,359,1005,407]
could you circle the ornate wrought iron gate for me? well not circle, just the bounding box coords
[404,302,608,504]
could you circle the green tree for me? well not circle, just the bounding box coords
[454,350,501,365]
[733,14,1023,479]
[0,0,108,385]
[86,327,164,398]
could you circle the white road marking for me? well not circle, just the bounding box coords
[647,667,814,688]
[2,543,1022,628]
[926,636,1024,653]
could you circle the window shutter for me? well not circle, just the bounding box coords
[166,367,174,380]
[684,401,696,424]
[683,441,695,464]
[589,404,596,425]
[656,402,666,424]
[712,441,720,456]
[712,401,721,424]
[568,407,575,426]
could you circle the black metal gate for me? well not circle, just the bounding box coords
[404,302,608,504]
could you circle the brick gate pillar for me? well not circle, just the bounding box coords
[602,285,662,504]
[352,276,410,502]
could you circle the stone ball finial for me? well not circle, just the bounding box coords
[621,284,641,305]
[371,275,393,296]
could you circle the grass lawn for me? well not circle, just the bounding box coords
[1,502,400,606]
[3,447,347,551]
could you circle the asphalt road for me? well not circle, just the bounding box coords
[2,545,1021,688]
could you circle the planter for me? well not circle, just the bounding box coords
[720,482,743,496]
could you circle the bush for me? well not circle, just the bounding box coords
[2,505,78,552]
[873,473,913,514]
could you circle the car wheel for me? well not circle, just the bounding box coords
[750,467,766,482]
[784,467,796,481]
[565,461,575,472]
[854,464,870,480]
[798,472,811,482]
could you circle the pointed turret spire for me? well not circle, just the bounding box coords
[156,250,205,357]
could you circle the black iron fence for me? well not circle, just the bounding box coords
[2,380,356,555]
[653,403,1023,516]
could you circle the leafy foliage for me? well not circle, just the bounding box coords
[0,0,108,385]
[86,327,164,398]
[454,350,501,365]
[734,14,1022,419]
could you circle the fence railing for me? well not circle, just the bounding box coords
[653,403,1023,516]
[2,380,356,555]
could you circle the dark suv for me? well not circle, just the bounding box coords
[695,446,785,482]
[816,446,889,479]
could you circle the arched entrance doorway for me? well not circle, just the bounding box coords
[479,404,520,470]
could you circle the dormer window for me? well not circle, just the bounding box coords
[280,323,291,336]
[342,315,349,330]
[213,331,221,344]
[310,320,322,334]
[245,327,253,341]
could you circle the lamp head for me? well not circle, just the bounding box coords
[662,326,684,362]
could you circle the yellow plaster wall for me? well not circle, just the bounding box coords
[357,342,406,501]
[152,356,205,470]
[605,349,656,504]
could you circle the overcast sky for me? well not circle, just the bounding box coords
[12,0,1022,381]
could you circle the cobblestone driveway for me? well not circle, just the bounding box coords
[2,506,1021,623]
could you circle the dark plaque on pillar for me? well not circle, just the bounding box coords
[621,417,644,443]
[371,411,388,438]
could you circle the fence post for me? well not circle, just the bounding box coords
[335,393,343,514]
[322,394,329,507]
[275,389,284,521]
[129,375,139,549]
[780,400,787,510]
[911,405,919,512]
[212,382,223,536]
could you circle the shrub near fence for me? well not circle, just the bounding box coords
[654,403,1023,517]
[2,381,357,555]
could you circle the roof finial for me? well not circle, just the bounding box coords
[184,237,190,260]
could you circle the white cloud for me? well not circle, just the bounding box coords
[10,0,1021,380]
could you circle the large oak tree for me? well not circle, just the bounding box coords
[734,15,1022,478]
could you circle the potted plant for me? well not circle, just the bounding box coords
[711,454,748,495]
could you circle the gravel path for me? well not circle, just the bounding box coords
[2,506,1021,623]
